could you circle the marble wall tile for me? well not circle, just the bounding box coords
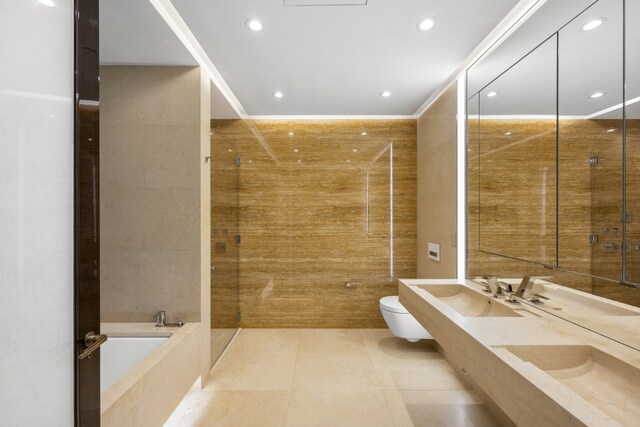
[100,66,203,322]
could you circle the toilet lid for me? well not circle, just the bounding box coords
[380,296,409,314]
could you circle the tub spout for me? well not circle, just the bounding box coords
[155,310,166,327]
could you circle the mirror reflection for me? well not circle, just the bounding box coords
[466,0,640,350]
[476,36,557,266]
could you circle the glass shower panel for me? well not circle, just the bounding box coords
[210,129,240,364]
[558,0,623,282]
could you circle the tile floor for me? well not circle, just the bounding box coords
[210,329,237,367]
[165,329,500,427]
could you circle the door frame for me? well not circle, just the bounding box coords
[74,0,101,425]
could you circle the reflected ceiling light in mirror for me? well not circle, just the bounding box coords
[273,91,284,98]
[293,149,299,153]
[504,131,512,136]
[246,19,264,32]
[347,160,351,163]
[353,149,358,152]
[361,132,367,136]
[582,18,606,31]
[297,160,302,163]
[38,0,55,6]
[381,91,391,98]
[590,91,606,99]
[227,149,232,152]
[417,17,436,31]
[288,131,294,136]
[486,91,499,98]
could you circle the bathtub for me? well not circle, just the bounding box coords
[101,336,170,393]
[100,323,202,427]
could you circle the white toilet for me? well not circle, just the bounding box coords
[380,296,432,342]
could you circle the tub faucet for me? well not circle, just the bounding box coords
[156,310,166,327]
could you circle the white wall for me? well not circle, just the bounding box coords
[0,0,74,425]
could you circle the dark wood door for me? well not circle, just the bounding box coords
[74,0,101,425]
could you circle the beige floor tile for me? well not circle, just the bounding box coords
[360,329,441,362]
[292,352,379,392]
[383,390,500,427]
[296,329,367,354]
[286,387,394,427]
[165,390,289,427]
[207,330,299,390]
[375,359,467,391]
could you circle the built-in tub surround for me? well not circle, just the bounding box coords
[399,279,640,427]
[100,66,204,322]
[101,323,201,427]
[210,119,417,328]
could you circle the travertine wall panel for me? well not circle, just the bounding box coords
[417,84,458,278]
[211,119,417,328]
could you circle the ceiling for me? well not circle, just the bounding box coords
[100,0,516,117]
[170,0,518,116]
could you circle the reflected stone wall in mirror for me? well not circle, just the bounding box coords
[467,94,479,254]
[477,36,557,266]
[626,0,640,285]
[558,0,624,283]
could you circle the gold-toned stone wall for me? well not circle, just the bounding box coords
[211,119,417,328]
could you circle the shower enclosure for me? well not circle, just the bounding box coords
[210,130,240,365]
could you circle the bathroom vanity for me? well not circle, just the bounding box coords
[399,279,640,427]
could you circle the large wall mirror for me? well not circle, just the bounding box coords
[466,0,640,350]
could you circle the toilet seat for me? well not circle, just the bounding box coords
[380,296,409,314]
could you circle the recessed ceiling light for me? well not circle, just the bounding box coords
[607,128,616,133]
[297,159,302,163]
[353,149,357,152]
[209,132,213,135]
[294,149,299,153]
[347,160,351,163]
[590,91,606,99]
[361,132,367,136]
[381,91,391,98]
[582,18,606,31]
[288,131,294,137]
[273,91,284,98]
[246,19,263,32]
[248,160,253,163]
[417,17,436,31]
[504,132,512,136]
[38,0,56,6]
[486,91,499,98]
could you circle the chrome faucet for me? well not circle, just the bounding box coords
[471,276,494,293]
[486,276,504,298]
[156,310,166,327]
[471,276,503,298]
[515,276,535,299]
